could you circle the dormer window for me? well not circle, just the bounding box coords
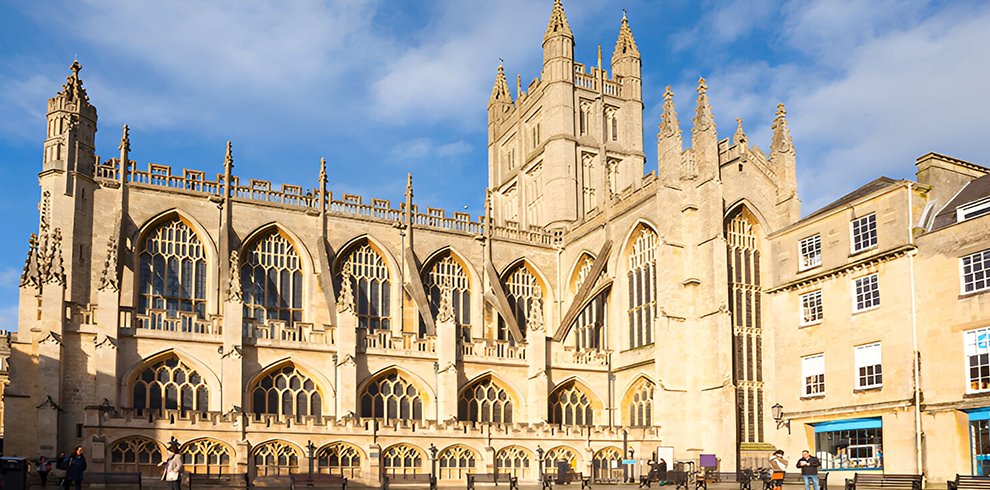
[957,197,990,222]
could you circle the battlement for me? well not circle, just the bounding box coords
[94,158,555,246]
[571,63,622,96]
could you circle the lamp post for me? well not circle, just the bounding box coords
[536,446,544,481]
[628,448,636,483]
[433,361,440,422]
[307,440,316,480]
[429,443,438,481]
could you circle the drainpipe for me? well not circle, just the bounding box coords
[906,182,923,476]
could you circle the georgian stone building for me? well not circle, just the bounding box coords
[4,1,988,485]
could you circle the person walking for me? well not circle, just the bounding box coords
[36,455,51,487]
[796,451,821,490]
[159,440,185,490]
[52,452,66,487]
[63,446,87,490]
[769,450,788,489]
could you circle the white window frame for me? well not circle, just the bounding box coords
[802,354,825,397]
[799,234,822,271]
[853,273,880,312]
[957,197,990,222]
[961,249,990,295]
[800,290,823,326]
[850,213,878,254]
[965,327,990,394]
[854,342,883,389]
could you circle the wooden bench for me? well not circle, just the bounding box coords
[85,471,143,489]
[949,475,990,490]
[381,473,436,490]
[846,473,919,490]
[188,472,250,489]
[290,473,348,489]
[467,473,519,490]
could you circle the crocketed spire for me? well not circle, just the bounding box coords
[56,60,90,105]
[692,77,714,134]
[612,11,640,60]
[658,86,681,139]
[734,118,747,146]
[488,63,512,106]
[544,0,573,40]
[770,103,794,155]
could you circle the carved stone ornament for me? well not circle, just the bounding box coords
[658,86,680,139]
[770,104,794,155]
[93,334,117,350]
[227,250,243,303]
[39,331,63,346]
[337,353,356,367]
[527,288,545,331]
[336,262,355,314]
[98,235,119,292]
[692,78,714,133]
[20,233,41,289]
[44,228,65,286]
[36,394,63,412]
[682,149,698,181]
[436,278,455,324]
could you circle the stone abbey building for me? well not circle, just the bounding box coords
[5,1,990,485]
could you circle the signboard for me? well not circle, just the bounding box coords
[623,459,637,465]
[657,446,674,465]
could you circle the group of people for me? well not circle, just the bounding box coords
[769,449,821,490]
[33,440,184,489]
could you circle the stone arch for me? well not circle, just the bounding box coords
[566,250,597,294]
[315,441,364,478]
[238,223,311,325]
[119,348,221,411]
[495,445,534,480]
[498,258,550,340]
[620,375,655,427]
[421,245,478,287]
[437,444,480,480]
[359,366,431,422]
[335,235,397,331]
[621,220,660,349]
[499,258,551,296]
[246,359,329,420]
[724,198,771,232]
[543,445,583,477]
[420,246,475,334]
[381,442,426,477]
[548,376,604,426]
[592,446,624,482]
[108,435,165,477]
[458,372,520,424]
[180,437,235,474]
[240,222,316,273]
[131,208,218,324]
[251,439,303,477]
[334,234,400,279]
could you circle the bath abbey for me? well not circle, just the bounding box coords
[4,0,990,486]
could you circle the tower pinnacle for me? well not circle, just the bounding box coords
[544,0,573,40]
[612,10,640,60]
[488,64,512,106]
[734,118,747,146]
[658,86,681,139]
[770,104,794,154]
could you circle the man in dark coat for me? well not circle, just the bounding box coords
[796,450,821,490]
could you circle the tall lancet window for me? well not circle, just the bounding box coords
[726,208,765,444]
[581,154,597,213]
[241,230,303,325]
[138,218,208,323]
[627,226,657,349]
[571,254,606,351]
[500,263,542,342]
[422,253,470,338]
[341,243,391,330]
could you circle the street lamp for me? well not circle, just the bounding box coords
[628,448,636,483]
[772,403,790,433]
[307,440,316,480]
[536,446,545,481]
[433,361,440,422]
[429,444,438,482]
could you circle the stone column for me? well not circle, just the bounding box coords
[94,287,119,406]
[336,281,359,418]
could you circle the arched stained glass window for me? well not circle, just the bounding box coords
[626,378,654,427]
[627,226,657,348]
[458,376,513,424]
[253,440,299,477]
[316,442,362,478]
[131,354,208,414]
[181,439,232,475]
[549,381,594,426]
[382,444,424,477]
[423,254,471,338]
[109,436,164,477]
[495,446,532,480]
[438,445,478,480]
[500,264,542,342]
[138,218,208,323]
[241,230,303,325]
[341,243,391,330]
[250,364,322,420]
[360,370,423,422]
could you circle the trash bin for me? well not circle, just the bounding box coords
[0,457,29,490]
[556,460,570,484]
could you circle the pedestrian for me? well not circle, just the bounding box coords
[796,450,820,490]
[36,455,51,487]
[63,446,86,490]
[658,458,668,485]
[769,450,788,488]
[52,452,66,487]
[159,440,184,490]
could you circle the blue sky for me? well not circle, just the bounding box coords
[1,0,989,331]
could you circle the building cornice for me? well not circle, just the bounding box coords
[766,244,916,294]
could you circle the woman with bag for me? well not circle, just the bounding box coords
[769,450,788,488]
[159,440,184,490]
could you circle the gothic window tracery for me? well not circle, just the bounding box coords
[495,446,532,479]
[131,354,208,414]
[250,364,323,420]
[626,378,654,427]
[340,243,391,330]
[181,439,232,475]
[252,440,299,477]
[437,445,478,480]
[109,436,164,477]
[592,447,623,482]
[549,381,595,426]
[543,446,580,477]
[423,253,470,337]
[627,226,657,348]
[241,230,303,325]
[382,444,424,477]
[458,376,514,423]
[138,217,208,324]
[360,370,423,422]
[316,442,362,478]
[571,253,606,351]
[581,154,597,213]
[500,263,542,342]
